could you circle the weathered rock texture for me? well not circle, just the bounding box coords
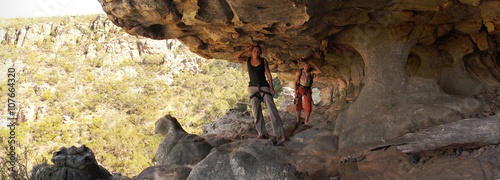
[135,115,214,179]
[98,0,499,88]
[200,109,298,142]
[393,114,500,153]
[30,145,112,180]
[97,0,500,179]
[134,165,191,180]
[154,115,213,166]
[146,114,302,179]
[0,15,166,61]
[187,140,298,180]
[99,0,500,154]
[196,111,500,179]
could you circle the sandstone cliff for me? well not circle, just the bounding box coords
[98,0,500,153]
[1,15,165,61]
[95,0,500,179]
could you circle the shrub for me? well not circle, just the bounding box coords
[0,15,262,178]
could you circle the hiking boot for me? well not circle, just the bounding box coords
[275,136,286,146]
[257,134,269,139]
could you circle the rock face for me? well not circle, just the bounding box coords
[99,0,500,154]
[197,111,500,179]
[148,114,301,179]
[187,140,298,180]
[0,15,166,61]
[30,145,112,180]
[30,112,499,179]
[134,165,191,180]
[133,115,214,179]
[98,0,500,88]
[201,110,256,140]
[154,115,213,166]
[96,1,500,179]
[390,114,500,153]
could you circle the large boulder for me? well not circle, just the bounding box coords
[201,110,256,140]
[134,165,192,180]
[30,145,112,180]
[154,115,213,166]
[187,140,298,180]
[200,109,300,144]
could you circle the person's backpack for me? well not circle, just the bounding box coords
[298,68,314,87]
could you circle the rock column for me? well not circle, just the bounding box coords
[336,23,423,121]
[333,23,424,153]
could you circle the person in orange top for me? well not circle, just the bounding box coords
[294,62,322,126]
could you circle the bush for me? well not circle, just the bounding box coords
[0,15,263,178]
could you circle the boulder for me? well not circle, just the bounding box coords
[30,145,112,180]
[187,140,298,180]
[154,115,213,166]
[134,165,191,180]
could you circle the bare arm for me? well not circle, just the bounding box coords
[234,46,252,62]
[310,63,322,75]
[294,70,300,95]
[264,59,275,95]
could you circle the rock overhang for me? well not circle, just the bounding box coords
[95,0,500,165]
[97,0,500,92]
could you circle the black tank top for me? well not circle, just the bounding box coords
[247,57,269,87]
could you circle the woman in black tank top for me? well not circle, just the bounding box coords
[234,45,287,145]
[247,57,269,87]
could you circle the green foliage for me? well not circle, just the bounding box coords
[120,58,135,66]
[162,59,248,133]
[0,57,249,178]
[40,90,53,102]
[0,15,100,28]
[0,14,258,178]
[141,54,165,65]
[85,58,103,68]
[60,60,75,73]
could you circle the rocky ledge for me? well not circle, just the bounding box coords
[32,111,500,179]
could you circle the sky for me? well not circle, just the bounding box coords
[0,0,105,18]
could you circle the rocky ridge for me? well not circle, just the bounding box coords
[0,15,204,125]
[0,15,165,61]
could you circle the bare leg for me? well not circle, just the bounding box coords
[304,112,310,124]
[295,111,301,123]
